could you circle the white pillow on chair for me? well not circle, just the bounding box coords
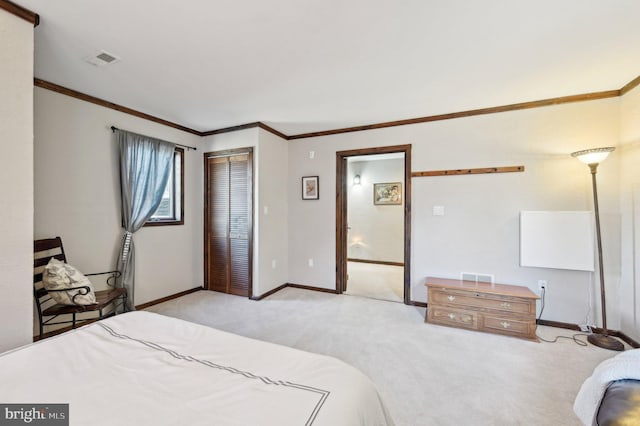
[43,258,97,305]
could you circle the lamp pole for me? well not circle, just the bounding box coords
[587,163,623,350]
[571,147,623,351]
[589,165,607,328]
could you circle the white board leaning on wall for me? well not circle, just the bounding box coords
[520,211,595,272]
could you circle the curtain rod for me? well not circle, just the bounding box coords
[110,126,197,151]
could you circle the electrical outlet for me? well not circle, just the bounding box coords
[538,280,547,291]
[579,324,591,332]
[271,259,277,269]
[308,258,314,267]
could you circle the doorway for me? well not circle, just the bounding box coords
[204,148,253,297]
[336,145,412,304]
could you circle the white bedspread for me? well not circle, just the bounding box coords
[0,311,393,426]
[573,348,640,425]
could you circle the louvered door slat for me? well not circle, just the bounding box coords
[229,156,250,295]
[229,239,249,295]
[207,159,229,292]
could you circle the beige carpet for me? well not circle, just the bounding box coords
[345,261,404,303]
[146,288,620,426]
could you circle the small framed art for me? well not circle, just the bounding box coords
[373,182,402,205]
[302,176,319,200]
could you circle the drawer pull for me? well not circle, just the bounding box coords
[448,313,456,320]
[500,302,511,309]
[500,321,510,329]
[447,295,456,301]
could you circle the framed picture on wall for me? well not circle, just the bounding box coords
[302,176,319,200]
[373,182,402,205]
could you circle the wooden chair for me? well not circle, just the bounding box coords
[34,236,127,339]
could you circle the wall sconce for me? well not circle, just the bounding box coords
[353,174,361,185]
[571,146,623,351]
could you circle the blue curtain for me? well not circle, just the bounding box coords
[116,129,175,310]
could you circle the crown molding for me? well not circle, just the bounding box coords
[35,74,640,141]
[257,122,289,140]
[34,79,203,136]
[199,121,288,140]
[33,80,290,141]
[200,122,260,136]
[620,74,640,96]
[287,90,619,140]
[0,0,39,26]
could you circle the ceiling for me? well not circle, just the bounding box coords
[16,0,640,136]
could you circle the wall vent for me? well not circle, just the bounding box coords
[460,272,495,284]
[84,51,121,67]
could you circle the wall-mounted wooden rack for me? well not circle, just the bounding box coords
[412,165,524,178]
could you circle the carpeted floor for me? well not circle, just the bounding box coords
[345,261,404,303]
[146,287,620,426]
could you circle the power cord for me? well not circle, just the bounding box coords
[584,273,593,329]
[536,287,588,347]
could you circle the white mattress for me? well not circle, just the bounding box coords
[0,311,393,426]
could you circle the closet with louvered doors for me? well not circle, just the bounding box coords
[204,148,253,297]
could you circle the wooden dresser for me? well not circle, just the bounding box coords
[425,277,539,341]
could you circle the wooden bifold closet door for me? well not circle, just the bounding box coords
[204,150,253,297]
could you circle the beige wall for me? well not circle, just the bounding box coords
[34,88,203,307]
[347,158,404,263]
[257,129,289,294]
[288,98,621,325]
[0,10,34,352]
[619,84,640,340]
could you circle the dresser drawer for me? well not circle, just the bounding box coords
[430,288,533,315]
[426,278,539,342]
[483,315,535,338]
[428,306,477,330]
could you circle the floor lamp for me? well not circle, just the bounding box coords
[571,147,624,351]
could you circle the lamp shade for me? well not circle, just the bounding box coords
[571,147,615,165]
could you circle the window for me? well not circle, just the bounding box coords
[146,147,184,226]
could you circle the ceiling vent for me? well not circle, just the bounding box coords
[84,50,121,67]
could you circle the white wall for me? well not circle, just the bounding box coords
[347,158,404,262]
[619,84,640,340]
[288,98,621,325]
[34,88,203,307]
[0,10,34,352]
[201,127,289,297]
[257,129,289,294]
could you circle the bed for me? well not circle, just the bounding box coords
[574,348,640,425]
[0,311,393,426]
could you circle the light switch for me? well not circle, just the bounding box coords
[272,259,277,269]
[309,151,315,159]
[308,258,314,267]
[433,206,445,216]
[264,206,269,215]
